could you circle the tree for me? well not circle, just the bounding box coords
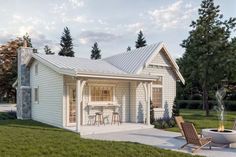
[127,46,131,51]
[44,45,54,55]
[0,38,24,102]
[90,42,101,60]
[23,33,33,47]
[58,27,74,57]
[179,0,236,116]
[135,30,147,48]
[172,98,179,117]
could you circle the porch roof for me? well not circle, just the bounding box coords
[30,53,157,81]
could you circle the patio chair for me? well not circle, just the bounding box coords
[174,116,185,137]
[181,122,212,153]
[233,119,236,130]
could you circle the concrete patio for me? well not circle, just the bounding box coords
[66,123,154,135]
[83,128,236,157]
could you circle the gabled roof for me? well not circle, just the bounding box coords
[27,42,185,83]
[104,42,185,84]
[29,53,157,81]
[104,42,162,74]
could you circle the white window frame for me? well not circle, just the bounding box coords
[34,87,39,104]
[88,84,116,105]
[35,63,38,75]
[151,74,164,109]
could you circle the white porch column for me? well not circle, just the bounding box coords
[146,82,151,125]
[76,79,81,132]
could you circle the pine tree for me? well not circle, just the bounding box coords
[23,33,33,47]
[135,30,147,48]
[44,45,54,55]
[90,42,101,60]
[58,27,74,57]
[127,46,131,51]
[172,98,179,117]
[179,0,236,116]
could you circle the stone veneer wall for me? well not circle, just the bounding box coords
[17,48,32,119]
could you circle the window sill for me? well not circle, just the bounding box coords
[153,108,164,112]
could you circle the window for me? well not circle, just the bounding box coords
[152,87,162,108]
[34,88,39,103]
[90,86,114,102]
[35,64,38,75]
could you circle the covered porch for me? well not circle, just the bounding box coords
[63,73,155,134]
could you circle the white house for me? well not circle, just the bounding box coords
[16,42,184,134]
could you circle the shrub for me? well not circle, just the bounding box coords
[0,111,17,120]
[153,118,176,129]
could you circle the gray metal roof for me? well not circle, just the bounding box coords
[104,42,162,74]
[34,53,127,75]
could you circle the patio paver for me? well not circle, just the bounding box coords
[83,128,236,157]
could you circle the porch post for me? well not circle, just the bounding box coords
[146,82,151,125]
[76,79,81,132]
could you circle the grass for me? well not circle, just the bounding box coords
[0,120,200,157]
[166,109,236,133]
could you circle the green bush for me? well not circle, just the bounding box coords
[0,111,17,120]
[153,118,176,129]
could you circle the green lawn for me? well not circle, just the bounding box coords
[166,109,236,133]
[0,120,199,157]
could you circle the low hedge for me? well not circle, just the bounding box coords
[0,111,17,120]
[177,100,236,111]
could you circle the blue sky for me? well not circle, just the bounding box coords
[0,0,235,58]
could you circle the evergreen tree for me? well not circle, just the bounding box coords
[90,42,101,60]
[127,46,131,51]
[179,0,236,116]
[58,27,74,57]
[172,98,179,117]
[135,30,147,48]
[23,33,33,47]
[44,45,54,55]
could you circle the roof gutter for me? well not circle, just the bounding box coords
[76,72,156,81]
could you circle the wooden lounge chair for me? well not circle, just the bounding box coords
[181,122,212,153]
[175,116,185,137]
[233,119,236,130]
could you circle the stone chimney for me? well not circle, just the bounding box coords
[16,47,33,119]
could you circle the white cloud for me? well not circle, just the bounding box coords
[148,0,197,30]
[79,31,121,44]
[125,22,144,33]
[68,0,84,8]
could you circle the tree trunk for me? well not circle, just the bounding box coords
[202,86,209,116]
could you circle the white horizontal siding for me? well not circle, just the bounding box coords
[30,60,63,127]
[141,50,177,119]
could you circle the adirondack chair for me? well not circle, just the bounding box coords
[174,116,185,137]
[181,122,212,153]
[233,119,236,130]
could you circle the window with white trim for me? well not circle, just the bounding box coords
[35,64,38,75]
[152,76,163,108]
[34,87,39,103]
[152,87,162,108]
[90,86,114,102]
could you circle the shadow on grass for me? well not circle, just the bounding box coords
[0,119,67,133]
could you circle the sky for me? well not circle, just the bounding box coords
[0,0,236,59]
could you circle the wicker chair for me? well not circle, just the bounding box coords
[175,116,185,137]
[233,119,236,130]
[181,122,212,153]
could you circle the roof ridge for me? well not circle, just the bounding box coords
[103,42,162,60]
